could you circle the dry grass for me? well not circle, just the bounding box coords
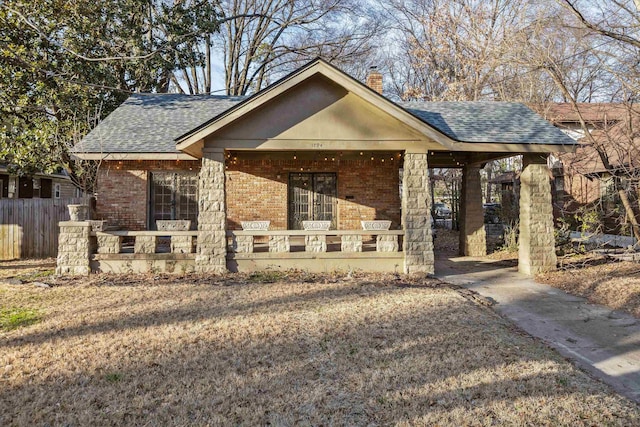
[0,258,56,281]
[538,258,640,318]
[1,268,639,425]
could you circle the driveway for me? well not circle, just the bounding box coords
[436,255,640,404]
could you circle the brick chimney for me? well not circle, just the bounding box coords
[366,66,383,94]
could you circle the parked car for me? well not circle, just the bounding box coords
[483,203,502,224]
[433,202,452,219]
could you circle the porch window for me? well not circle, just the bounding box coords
[149,172,198,229]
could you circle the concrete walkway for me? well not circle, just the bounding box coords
[435,255,640,404]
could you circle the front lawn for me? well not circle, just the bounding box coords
[538,258,640,318]
[1,271,638,425]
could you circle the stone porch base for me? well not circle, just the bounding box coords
[91,252,404,274]
[228,252,404,273]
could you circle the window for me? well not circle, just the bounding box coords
[149,172,198,229]
[599,176,616,201]
[54,183,61,199]
[40,179,52,198]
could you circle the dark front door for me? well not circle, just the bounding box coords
[288,173,337,230]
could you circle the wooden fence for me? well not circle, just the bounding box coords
[0,197,89,260]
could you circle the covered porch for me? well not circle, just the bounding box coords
[82,148,556,276]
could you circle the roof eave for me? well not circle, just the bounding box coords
[72,152,198,161]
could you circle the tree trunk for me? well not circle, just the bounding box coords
[618,187,640,244]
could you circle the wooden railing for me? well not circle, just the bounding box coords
[226,230,404,254]
[93,230,198,255]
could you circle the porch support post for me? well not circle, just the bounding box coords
[402,151,434,274]
[518,153,557,275]
[195,148,227,273]
[459,165,486,256]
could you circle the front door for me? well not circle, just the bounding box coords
[288,173,337,230]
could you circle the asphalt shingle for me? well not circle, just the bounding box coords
[399,101,575,145]
[75,95,574,154]
[73,93,245,154]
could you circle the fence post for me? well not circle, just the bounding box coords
[55,221,91,276]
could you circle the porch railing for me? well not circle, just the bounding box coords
[91,229,404,256]
[92,230,198,255]
[226,230,404,255]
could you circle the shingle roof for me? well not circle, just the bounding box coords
[399,101,574,145]
[75,94,574,154]
[73,93,245,154]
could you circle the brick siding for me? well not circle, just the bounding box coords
[96,155,401,231]
[226,154,401,230]
[95,160,200,230]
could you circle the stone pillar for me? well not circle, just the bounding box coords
[55,221,91,276]
[519,153,557,275]
[459,165,487,256]
[97,234,122,254]
[134,236,157,254]
[341,235,362,252]
[195,149,227,273]
[376,235,399,252]
[269,236,290,253]
[402,152,434,274]
[305,235,327,252]
[171,236,194,254]
[231,235,253,253]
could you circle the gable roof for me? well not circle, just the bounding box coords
[536,103,629,124]
[74,58,575,160]
[175,58,574,155]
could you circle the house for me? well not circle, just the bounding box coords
[59,59,574,276]
[537,103,640,232]
[0,165,79,199]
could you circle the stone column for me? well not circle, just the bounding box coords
[195,149,227,273]
[55,221,91,276]
[402,152,434,274]
[519,153,557,275]
[459,165,487,256]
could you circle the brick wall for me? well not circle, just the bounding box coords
[226,154,401,230]
[96,155,401,231]
[95,160,200,230]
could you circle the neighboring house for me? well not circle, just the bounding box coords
[0,165,79,199]
[487,103,640,228]
[64,58,574,276]
[538,103,640,231]
[538,103,640,204]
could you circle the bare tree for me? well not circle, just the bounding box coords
[380,0,541,101]
[531,1,640,241]
[170,0,380,96]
